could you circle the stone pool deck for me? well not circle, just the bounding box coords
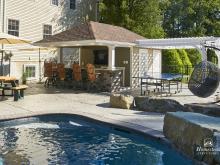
[0,83,219,140]
[0,84,164,139]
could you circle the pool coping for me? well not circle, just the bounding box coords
[0,111,166,140]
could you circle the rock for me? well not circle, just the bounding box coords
[184,103,220,117]
[110,94,134,109]
[134,96,185,113]
[163,112,220,164]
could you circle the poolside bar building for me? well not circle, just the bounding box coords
[34,21,162,92]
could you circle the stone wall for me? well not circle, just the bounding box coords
[164,112,220,164]
[96,69,123,92]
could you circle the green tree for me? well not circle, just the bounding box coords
[185,49,202,66]
[99,0,165,38]
[162,49,183,73]
[162,0,220,37]
[177,49,192,75]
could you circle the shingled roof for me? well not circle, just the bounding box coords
[36,21,145,44]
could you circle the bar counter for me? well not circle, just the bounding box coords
[95,67,124,92]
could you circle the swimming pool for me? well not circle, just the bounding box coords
[0,115,193,165]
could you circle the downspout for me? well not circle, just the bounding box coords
[1,0,5,76]
[2,0,5,33]
[96,0,99,22]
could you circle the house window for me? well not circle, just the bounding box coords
[51,0,59,6]
[25,65,36,78]
[43,25,52,39]
[70,0,76,10]
[8,19,19,36]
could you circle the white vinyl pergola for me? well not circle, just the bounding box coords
[136,37,220,67]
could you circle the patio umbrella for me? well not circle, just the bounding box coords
[0,32,30,75]
[19,47,56,82]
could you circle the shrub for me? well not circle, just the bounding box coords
[177,49,193,75]
[162,49,183,73]
[22,72,28,84]
[185,49,202,66]
[207,49,218,64]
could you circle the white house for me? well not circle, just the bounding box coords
[0,0,98,81]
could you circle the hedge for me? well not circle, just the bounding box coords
[177,49,193,75]
[185,49,202,66]
[162,49,183,73]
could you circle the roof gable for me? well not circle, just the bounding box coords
[90,21,145,43]
[36,21,145,44]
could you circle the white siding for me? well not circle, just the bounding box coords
[0,0,97,81]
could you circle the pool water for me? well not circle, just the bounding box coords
[0,115,193,165]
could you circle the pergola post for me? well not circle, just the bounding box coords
[195,45,207,61]
[108,46,115,69]
[215,50,220,68]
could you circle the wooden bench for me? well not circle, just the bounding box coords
[12,85,28,101]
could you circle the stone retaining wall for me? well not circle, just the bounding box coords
[164,112,220,164]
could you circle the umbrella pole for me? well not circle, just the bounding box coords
[1,43,3,76]
[39,48,41,82]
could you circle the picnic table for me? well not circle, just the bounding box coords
[0,76,18,96]
[133,73,183,96]
[0,76,17,86]
[0,76,28,101]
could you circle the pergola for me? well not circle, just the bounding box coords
[136,37,220,66]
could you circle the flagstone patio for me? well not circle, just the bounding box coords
[0,83,164,139]
[0,83,219,140]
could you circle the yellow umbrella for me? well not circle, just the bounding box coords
[0,32,30,44]
[0,32,31,76]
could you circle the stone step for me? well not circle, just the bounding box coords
[164,112,220,164]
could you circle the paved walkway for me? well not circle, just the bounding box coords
[0,84,164,139]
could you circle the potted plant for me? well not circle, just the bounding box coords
[22,72,28,84]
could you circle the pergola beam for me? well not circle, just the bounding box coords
[136,37,220,62]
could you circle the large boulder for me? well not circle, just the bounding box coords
[184,103,220,117]
[134,96,185,113]
[164,112,220,164]
[110,94,134,109]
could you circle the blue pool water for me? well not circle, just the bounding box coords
[0,115,193,165]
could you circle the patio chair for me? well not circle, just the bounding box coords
[72,64,83,89]
[56,63,66,88]
[86,64,100,91]
[188,61,220,98]
[44,62,56,87]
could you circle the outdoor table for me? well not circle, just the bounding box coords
[0,76,18,96]
[0,76,17,86]
[133,73,183,96]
